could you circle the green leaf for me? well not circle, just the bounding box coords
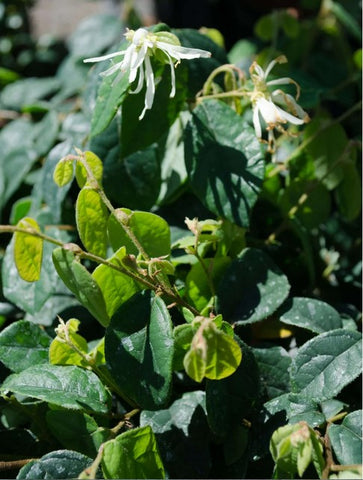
[253,346,291,399]
[92,247,140,318]
[279,179,331,229]
[103,144,161,211]
[75,151,104,188]
[140,391,211,478]
[328,410,362,465]
[101,426,165,479]
[76,187,109,258]
[90,46,130,137]
[120,63,187,158]
[46,410,111,457]
[105,291,174,409]
[49,319,89,368]
[270,422,324,479]
[0,320,51,373]
[173,324,194,371]
[52,247,109,327]
[108,209,170,257]
[53,158,74,187]
[290,329,362,401]
[304,118,347,190]
[185,99,264,227]
[0,77,60,110]
[279,297,342,334]
[67,14,122,58]
[206,338,260,437]
[254,14,274,41]
[186,257,231,311]
[17,450,93,480]
[2,229,67,315]
[217,248,290,324]
[1,364,110,414]
[14,217,43,282]
[335,161,361,221]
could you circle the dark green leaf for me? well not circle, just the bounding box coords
[290,329,362,401]
[217,248,290,324]
[328,410,362,465]
[0,320,51,373]
[185,99,265,227]
[140,391,211,478]
[105,291,174,409]
[2,364,110,414]
[101,426,165,479]
[17,450,93,480]
[335,161,361,221]
[279,297,342,334]
[253,346,291,399]
[206,338,260,437]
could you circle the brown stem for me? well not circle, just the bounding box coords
[0,459,37,471]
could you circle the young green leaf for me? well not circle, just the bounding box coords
[76,187,109,258]
[101,426,165,479]
[49,319,89,368]
[328,410,362,465]
[75,151,104,188]
[53,158,74,187]
[14,217,43,282]
[52,247,109,326]
[92,247,140,318]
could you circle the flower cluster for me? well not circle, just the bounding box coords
[249,56,309,152]
[84,28,211,120]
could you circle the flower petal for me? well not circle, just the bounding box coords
[156,41,211,60]
[253,105,262,138]
[83,50,127,63]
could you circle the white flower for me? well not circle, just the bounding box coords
[84,28,211,120]
[250,56,309,152]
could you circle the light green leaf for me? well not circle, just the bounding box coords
[290,329,362,401]
[1,364,110,414]
[53,158,74,187]
[92,247,140,318]
[76,187,109,258]
[75,151,104,188]
[0,320,51,373]
[108,209,170,257]
[14,217,43,282]
[279,297,342,334]
[101,426,165,479]
[105,291,174,409]
[49,319,89,368]
[52,247,109,326]
[328,411,362,465]
[183,346,206,383]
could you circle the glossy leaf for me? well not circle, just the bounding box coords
[253,346,291,399]
[290,329,362,401]
[52,247,109,327]
[105,291,174,409]
[140,391,211,478]
[101,426,165,479]
[217,248,290,324]
[76,187,109,258]
[184,99,264,227]
[17,450,93,480]
[92,247,140,318]
[328,410,362,465]
[0,320,51,373]
[108,209,170,257]
[1,364,110,414]
[279,297,342,334]
[14,217,43,282]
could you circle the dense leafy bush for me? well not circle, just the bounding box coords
[0,1,361,479]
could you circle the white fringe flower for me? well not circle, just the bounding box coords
[250,56,309,153]
[84,28,211,120]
